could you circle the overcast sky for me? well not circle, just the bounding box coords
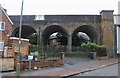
[0,0,119,15]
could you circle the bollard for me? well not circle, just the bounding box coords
[60,52,64,64]
[60,52,64,60]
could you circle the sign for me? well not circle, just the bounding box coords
[0,41,4,51]
[28,55,33,60]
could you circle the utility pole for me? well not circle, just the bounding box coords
[16,0,24,77]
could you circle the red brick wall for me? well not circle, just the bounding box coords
[14,52,65,70]
[7,47,14,57]
[0,7,12,45]
[9,38,29,56]
[0,7,13,58]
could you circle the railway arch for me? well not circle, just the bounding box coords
[9,10,115,52]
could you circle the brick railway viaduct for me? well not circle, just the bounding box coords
[9,10,115,52]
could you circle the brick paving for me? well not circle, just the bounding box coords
[38,67,81,76]
[36,58,118,76]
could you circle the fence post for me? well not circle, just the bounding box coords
[44,53,47,59]
[60,52,64,64]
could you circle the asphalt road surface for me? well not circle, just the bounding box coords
[77,64,119,76]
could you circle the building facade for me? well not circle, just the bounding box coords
[0,4,13,53]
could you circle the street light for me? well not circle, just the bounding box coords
[16,0,24,76]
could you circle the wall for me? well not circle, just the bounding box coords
[14,52,64,70]
[9,37,29,56]
[0,6,13,58]
[1,8,12,45]
[100,10,114,48]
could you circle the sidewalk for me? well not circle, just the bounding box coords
[2,57,119,77]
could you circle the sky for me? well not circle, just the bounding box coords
[0,0,120,15]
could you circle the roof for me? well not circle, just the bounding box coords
[0,4,13,25]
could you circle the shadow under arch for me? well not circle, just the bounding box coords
[12,25,36,38]
[72,25,98,47]
[42,25,68,47]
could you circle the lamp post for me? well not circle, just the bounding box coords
[16,0,24,76]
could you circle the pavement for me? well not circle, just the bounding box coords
[1,57,119,77]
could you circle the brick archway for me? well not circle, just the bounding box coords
[72,25,98,46]
[42,25,68,47]
[12,25,36,38]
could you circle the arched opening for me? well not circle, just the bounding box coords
[12,25,37,52]
[12,25,36,38]
[72,25,98,47]
[42,25,68,51]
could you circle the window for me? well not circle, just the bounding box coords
[0,22,5,30]
[0,41,4,51]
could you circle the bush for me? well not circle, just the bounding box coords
[81,42,106,51]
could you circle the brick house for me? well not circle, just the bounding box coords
[0,4,29,58]
[0,4,13,57]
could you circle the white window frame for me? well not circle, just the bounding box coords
[0,41,4,51]
[0,22,5,31]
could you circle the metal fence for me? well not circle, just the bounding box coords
[30,45,88,59]
[42,46,88,53]
[30,44,117,59]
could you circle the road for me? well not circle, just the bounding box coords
[77,64,119,76]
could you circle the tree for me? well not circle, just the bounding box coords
[29,33,37,45]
